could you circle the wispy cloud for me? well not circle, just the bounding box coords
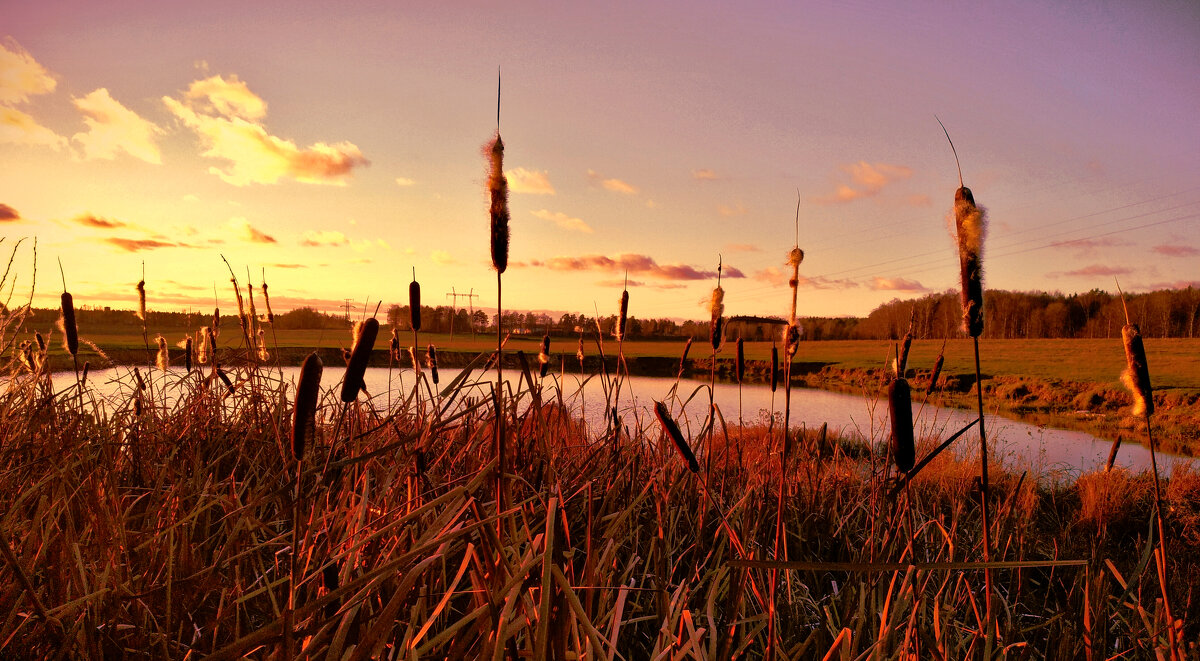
[691,168,718,180]
[431,249,454,265]
[870,276,928,292]
[531,209,592,233]
[300,230,348,247]
[1053,264,1133,278]
[72,213,125,229]
[587,169,638,195]
[104,237,189,252]
[395,176,416,187]
[72,88,163,164]
[1151,244,1199,257]
[0,203,20,222]
[164,74,369,186]
[1,106,68,149]
[506,168,555,195]
[752,267,859,290]
[717,203,747,217]
[0,39,57,105]
[522,253,742,281]
[268,263,307,269]
[595,278,688,290]
[814,162,913,204]
[1048,236,1129,256]
[229,217,277,243]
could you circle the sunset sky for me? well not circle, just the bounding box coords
[2,0,1198,321]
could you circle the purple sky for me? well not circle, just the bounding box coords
[2,0,1197,319]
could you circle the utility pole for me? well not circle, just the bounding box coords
[342,298,355,321]
[446,287,480,343]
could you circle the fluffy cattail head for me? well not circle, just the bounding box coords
[486,134,510,274]
[784,322,800,358]
[426,344,439,385]
[654,401,699,473]
[576,336,585,363]
[408,345,421,375]
[888,377,915,472]
[390,327,400,360]
[953,186,987,337]
[538,334,551,378]
[155,335,169,370]
[261,281,274,323]
[292,352,323,461]
[136,280,147,323]
[409,276,422,331]
[197,327,210,364]
[59,292,78,356]
[616,290,629,341]
[1121,324,1154,417]
[787,247,804,269]
[341,318,378,402]
[256,329,269,361]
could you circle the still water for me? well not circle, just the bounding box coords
[50,364,1196,482]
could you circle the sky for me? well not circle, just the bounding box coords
[1,0,1198,321]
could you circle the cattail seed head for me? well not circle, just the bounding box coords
[409,277,422,331]
[426,344,439,385]
[1121,324,1154,417]
[616,290,629,341]
[735,338,745,383]
[897,331,913,377]
[60,292,78,356]
[35,331,46,353]
[216,367,234,394]
[784,323,800,358]
[292,352,323,462]
[576,336,585,363]
[155,335,169,370]
[486,134,510,274]
[654,400,699,473]
[196,327,210,364]
[246,282,258,334]
[408,345,421,376]
[888,377,915,472]
[184,336,193,372]
[256,329,269,361]
[770,343,779,392]
[787,247,804,268]
[136,280,146,323]
[390,327,400,360]
[538,334,551,378]
[953,186,987,337]
[212,307,220,336]
[678,337,693,373]
[341,318,378,402]
[928,352,945,393]
[261,281,274,323]
[134,367,146,391]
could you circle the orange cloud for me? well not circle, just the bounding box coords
[531,209,592,233]
[72,88,164,163]
[717,203,747,217]
[104,238,188,252]
[691,168,718,180]
[522,253,742,281]
[0,106,67,149]
[1151,244,1199,257]
[870,277,927,292]
[1056,264,1133,278]
[506,168,555,195]
[164,75,369,186]
[815,162,913,204]
[229,217,277,243]
[72,213,125,229]
[0,203,20,222]
[300,230,348,247]
[588,169,638,195]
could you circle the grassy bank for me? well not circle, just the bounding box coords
[2,341,1197,658]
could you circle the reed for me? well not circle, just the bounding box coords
[486,74,510,525]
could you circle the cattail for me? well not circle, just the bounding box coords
[292,352,323,461]
[341,318,378,402]
[928,352,945,393]
[408,345,421,376]
[216,367,234,394]
[576,336,585,364]
[134,367,146,391]
[261,277,274,323]
[207,326,218,361]
[787,247,804,320]
[81,361,89,384]
[390,327,400,361]
[246,280,258,335]
[784,323,800,358]
[770,343,779,392]
[342,348,352,364]
[59,292,78,356]
[409,272,422,331]
[136,279,146,323]
[256,329,269,361]
[735,338,745,383]
[954,187,987,337]
[212,307,220,337]
[34,331,45,354]
[616,290,629,341]
[897,330,913,376]
[426,344,440,385]
[155,335,169,370]
[654,400,699,473]
[538,334,551,378]
[487,134,510,274]
[196,327,210,364]
[17,341,33,372]
[888,377,915,472]
[677,337,693,375]
[1121,324,1154,417]
[183,336,193,372]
